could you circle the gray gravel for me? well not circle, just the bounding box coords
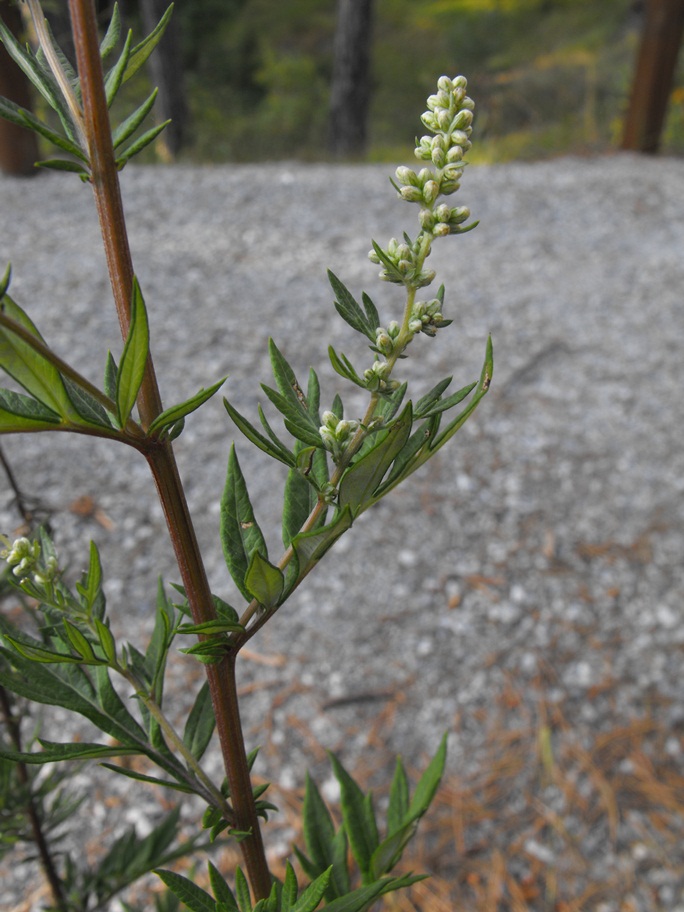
[1,155,684,910]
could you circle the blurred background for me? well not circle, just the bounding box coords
[1,0,684,169]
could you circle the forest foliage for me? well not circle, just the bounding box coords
[155,0,684,162]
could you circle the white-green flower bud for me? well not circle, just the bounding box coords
[419,208,436,230]
[446,146,464,163]
[451,130,470,148]
[395,165,418,186]
[408,318,422,334]
[452,109,473,130]
[375,329,393,354]
[421,111,437,131]
[417,168,433,186]
[452,75,468,90]
[321,410,338,429]
[387,321,400,338]
[400,185,424,203]
[422,180,440,205]
[431,147,446,168]
[438,109,452,131]
[368,249,380,263]
[449,206,470,225]
[437,75,453,93]
[426,93,441,112]
[433,223,450,238]
[34,556,58,586]
[434,204,451,222]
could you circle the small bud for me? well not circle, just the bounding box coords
[452,109,473,130]
[395,165,417,186]
[321,410,338,429]
[400,186,424,203]
[387,321,400,338]
[419,208,436,230]
[421,111,437,131]
[408,319,422,334]
[433,223,450,237]
[422,180,440,205]
[437,75,453,92]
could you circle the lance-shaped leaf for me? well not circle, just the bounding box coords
[415,380,477,419]
[208,861,239,910]
[223,398,295,468]
[426,335,492,457]
[0,97,86,161]
[220,445,268,601]
[244,551,284,609]
[290,506,353,582]
[328,271,377,342]
[322,880,390,912]
[116,120,171,169]
[0,296,79,420]
[62,375,113,429]
[282,445,328,548]
[100,2,122,60]
[338,404,413,517]
[235,867,252,912]
[0,388,61,432]
[116,278,149,427]
[263,339,321,438]
[123,4,174,84]
[155,869,217,912]
[328,346,366,389]
[104,28,133,106]
[371,734,447,878]
[0,740,141,765]
[329,754,379,884]
[112,87,159,149]
[292,868,333,912]
[182,681,216,761]
[298,773,350,901]
[148,377,226,437]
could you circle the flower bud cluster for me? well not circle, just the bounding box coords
[419,203,471,237]
[319,410,359,460]
[418,75,474,161]
[373,321,401,356]
[368,236,436,288]
[363,360,401,394]
[1,536,57,585]
[408,298,449,337]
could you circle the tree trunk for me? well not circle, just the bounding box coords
[139,0,188,158]
[328,0,374,159]
[622,0,684,152]
[0,0,40,176]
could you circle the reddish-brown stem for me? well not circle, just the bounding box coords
[66,0,272,899]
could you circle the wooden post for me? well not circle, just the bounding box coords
[328,0,374,158]
[0,0,40,176]
[622,0,684,152]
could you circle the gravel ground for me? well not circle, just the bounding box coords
[1,154,684,910]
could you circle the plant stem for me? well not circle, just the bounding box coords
[0,684,68,912]
[66,0,272,898]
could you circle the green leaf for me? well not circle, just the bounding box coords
[0,18,75,140]
[302,773,336,874]
[100,3,122,60]
[427,335,493,456]
[223,398,295,467]
[123,5,174,83]
[387,758,409,836]
[282,448,327,548]
[413,376,453,418]
[244,551,284,609]
[329,754,379,883]
[328,271,376,342]
[0,740,140,764]
[322,881,388,912]
[290,507,353,582]
[62,619,103,665]
[416,381,477,419]
[62,375,113,429]
[104,28,133,106]
[292,868,332,912]
[327,346,366,389]
[0,387,61,431]
[3,635,82,665]
[155,869,217,912]
[177,620,243,636]
[75,540,104,611]
[99,762,195,794]
[0,97,86,161]
[104,351,119,400]
[0,263,10,299]
[281,862,298,912]
[116,278,149,426]
[267,339,318,431]
[116,120,170,168]
[235,866,252,912]
[208,862,239,910]
[220,444,268,601]
[183,682,216,761]
[148,377,226,437]
[34,158,90,175]
[0,296,78,420]
[93,621,115,667]
[407,733,448,821]
[338,405,413,516]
